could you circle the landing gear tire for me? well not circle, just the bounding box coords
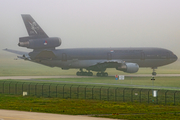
[96,73,101,77]
[76,71,93,76]
[103,73,108,77]
[83,72,87,76]
[87,72,93,76]
[76,72,81,76]
[96,72,108,77]
[152,72,157,76]
[152,67,157,76]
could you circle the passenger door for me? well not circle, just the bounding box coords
[62,53,67,61]
[107,53,112,60]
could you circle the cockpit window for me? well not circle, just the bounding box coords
[160,52,170,59]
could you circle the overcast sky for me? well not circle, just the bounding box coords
[0,0,180,57]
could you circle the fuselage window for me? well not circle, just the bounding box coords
[160,52,170,59]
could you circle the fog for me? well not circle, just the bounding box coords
[0,0,180,57]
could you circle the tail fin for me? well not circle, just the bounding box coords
[21,14,48,38]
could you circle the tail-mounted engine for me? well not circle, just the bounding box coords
[18,37,61,49]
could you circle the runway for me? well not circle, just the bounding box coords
[0,74,180,80]
[0,76,93,80]
[0,109,118,120]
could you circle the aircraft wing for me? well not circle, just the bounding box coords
[87,59,124,71]
[95,60,123,64]
[92,59,124,67]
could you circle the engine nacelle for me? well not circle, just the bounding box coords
[116,63,139,73]
[18,37,61,49]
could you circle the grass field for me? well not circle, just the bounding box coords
[39,76,180,89]
[0,94,180,120]
[2,76,180,90]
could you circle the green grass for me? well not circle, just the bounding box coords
[3,76,180,90]
[0,94,180,120]
[39,76,180,88]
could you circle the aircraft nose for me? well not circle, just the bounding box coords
[175,54,178,61]
[171,54,178,61]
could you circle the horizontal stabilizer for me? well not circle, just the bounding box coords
[3,48,29,56]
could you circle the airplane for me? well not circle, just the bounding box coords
[4,14,178,77]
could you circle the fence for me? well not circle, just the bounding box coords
[0,81,180,105]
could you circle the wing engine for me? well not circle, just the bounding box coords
[116,63,139,73]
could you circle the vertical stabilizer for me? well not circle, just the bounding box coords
[21,14,48,38]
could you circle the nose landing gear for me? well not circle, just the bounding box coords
[152,68,157,76]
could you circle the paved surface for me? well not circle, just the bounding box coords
[125,74,180,77]
[0,74,180,80]
[0,110,118,120]
[0,76,93,80]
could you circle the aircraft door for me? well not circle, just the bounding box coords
[141,52,145,60]
[107,53,112,60]
[62,53,67,61]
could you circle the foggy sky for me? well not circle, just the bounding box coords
[0,0,180,57]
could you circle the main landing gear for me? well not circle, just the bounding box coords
[76,69,93,76]
[96,72,108,77]
[76,69,109,77]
